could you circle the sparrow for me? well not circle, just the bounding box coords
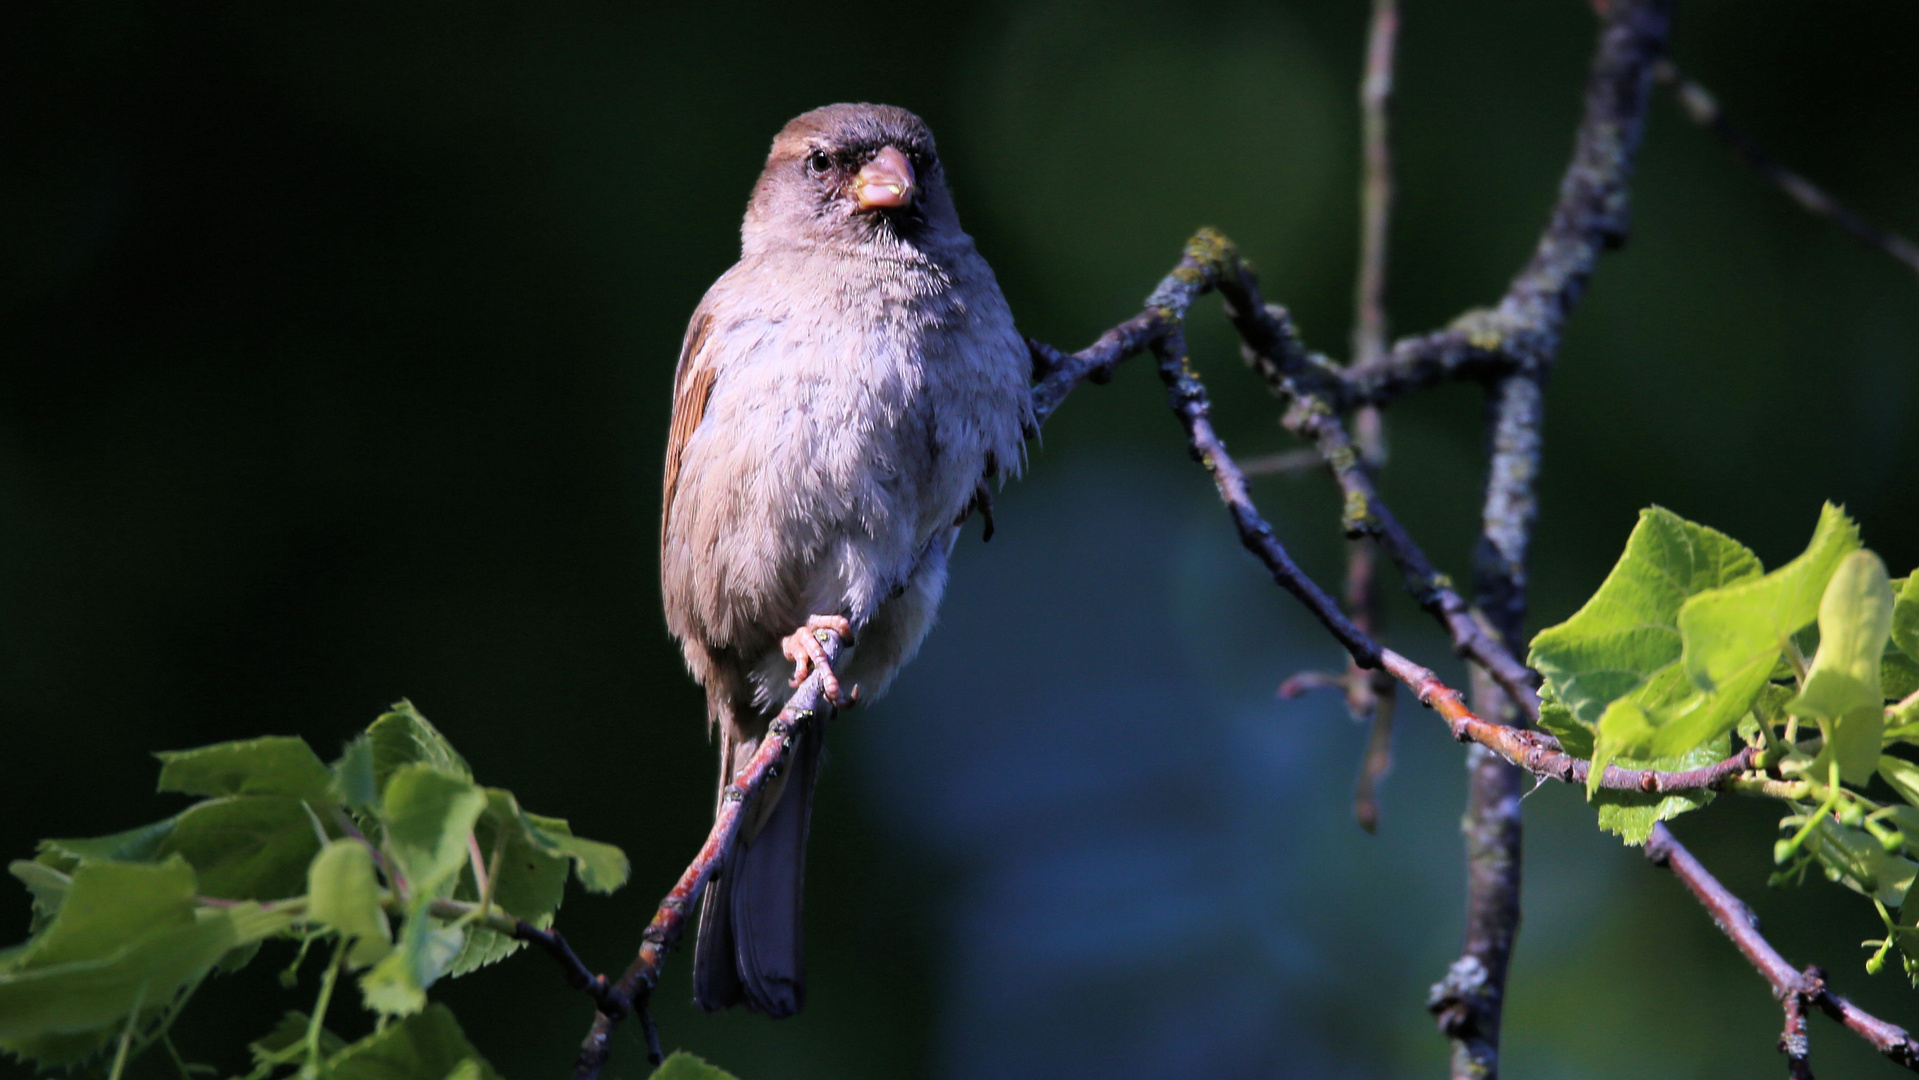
[659,103,1033,1016]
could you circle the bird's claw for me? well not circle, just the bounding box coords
[781,615,854,706]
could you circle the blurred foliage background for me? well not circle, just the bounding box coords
[4,0,1918,1077]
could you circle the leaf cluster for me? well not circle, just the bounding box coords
[2,703,629,1079]
[1530,504,1919,978]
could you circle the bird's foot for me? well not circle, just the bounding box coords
[781,615,854,706]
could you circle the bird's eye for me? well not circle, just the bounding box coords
[806,150,832,175]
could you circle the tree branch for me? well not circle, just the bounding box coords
[1344,329,1516,408]
[1231,291,1542,714]
[1379,651,1762,794]
[1656,60,1919,279]
[1152,327,1381,667]
[1646,822,1919,1074]
[1037,232,1774,809]
[1435,371,1540,1076]
[572,632,845,1080]
[1342,0,1401,833]
[1353,0,1398,372]
[1039,229,1804,805]
[1421,2,1675,1071]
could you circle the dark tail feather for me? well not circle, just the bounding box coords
[692,718,825,1017]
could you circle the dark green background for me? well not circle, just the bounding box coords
[5,0,1918,1077]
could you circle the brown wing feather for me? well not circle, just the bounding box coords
[662,309,717,547]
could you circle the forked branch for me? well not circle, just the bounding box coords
[1647,822,1919,1074]
[572,633,845,1080]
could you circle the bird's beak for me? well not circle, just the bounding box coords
[853,145,917,210]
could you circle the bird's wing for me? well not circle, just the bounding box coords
[661,306,718,548]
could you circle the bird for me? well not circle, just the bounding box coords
[659,103,1033,1016]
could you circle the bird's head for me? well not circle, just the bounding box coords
[743,103,959,256]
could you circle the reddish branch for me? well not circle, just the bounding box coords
[572,632,844,1080]
[1140,337,1761,796]
[1053,237,1757,801]
[1377,651,1762,794]
[1646,822,1919,1074]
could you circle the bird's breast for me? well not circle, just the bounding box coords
[662,252,1029,652]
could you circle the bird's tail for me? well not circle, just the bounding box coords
[692,713,825,1017]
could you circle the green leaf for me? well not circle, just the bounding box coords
[333,736,381,817]
[9,861,70,935]
[650,1051,742,1080]
[1887,646,1919,703]
[1529,506,1761,728]
[368,703,471,794]
[1884,806,1919,859]
[443,792,568,977]
[155,736,333,804]
[1679,502,1861,696]
[0,858,294,1065]
[358,766,486,1016]
[1825,708,1887,790]
[308,841,393,969]
[1592,736,1729,844]
[247,1010,347,1066]
[216,937,264,975]
[383,766,487,898]
[1588,503,1864,780]
[1808,816,1918,906]
[1790,551,1893,720]
[1784,550,1895,788]
[158,796,326,901]
[521,813,628,895]
[325,1004,500,1080]
[1894,573,1919,665]
[1882,755,1919,809]
[1536,685,1593,760]
[9,857,198,970]
[1589,659,1769,794]
[359,920,464,1017]
[36,818,180,872]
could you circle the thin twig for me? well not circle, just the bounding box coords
[1056,236,1766,803]
[1277,670,1347,699]
[1344,0,1400,832]
[513,923,613,1008]
[1342,535,1393,726]
[1238,447,1325,477]
[1646,822,1919,1073]
[1233,295,1542,714]
[1045,234,1774,801]
[1353,0,1398,372]
[1783,978,1814,1080]
[1657,60,1919,278]
[1152,328,1380,666]
[572,632,844,1080]
[1353,669,1397,835]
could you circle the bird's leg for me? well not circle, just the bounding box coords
[781,615,854,706]
[952,481,996,542]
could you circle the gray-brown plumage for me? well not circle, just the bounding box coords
[660,103,1032,1016]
